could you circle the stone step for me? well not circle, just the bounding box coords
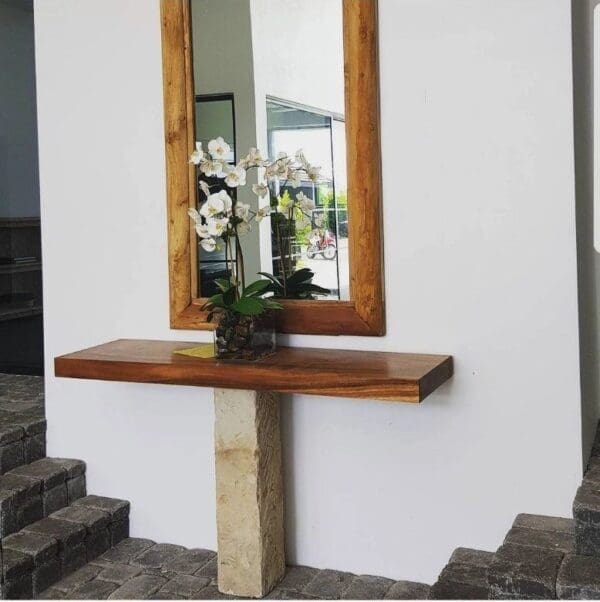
[0,458,86,538]
[574,456,600,556]
[430,547,495,599]
[488,514,575,600]
[1,494,130,599]
[0,412,46,475]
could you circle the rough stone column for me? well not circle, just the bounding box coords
[214,388,285,598]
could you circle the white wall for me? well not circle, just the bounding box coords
[36,0,582,583]
[0,0,40,218]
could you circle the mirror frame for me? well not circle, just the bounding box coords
[160,0,385,336]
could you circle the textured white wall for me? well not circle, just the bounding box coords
[36,0,582,583]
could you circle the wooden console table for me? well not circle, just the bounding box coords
[55,340,453,597]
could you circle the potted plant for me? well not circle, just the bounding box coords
[189,137,329,360]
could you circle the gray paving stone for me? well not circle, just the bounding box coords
[110,516,129,545]
[98,537,156,564]
[43,484,68,516]
[53,563,103,593]
[152,592,186,600]
[12,458,66,491]
[50,458,86,479]
[107,574,168,599]
[3,547,34,580]
[18,495,43,530]
[160,574,212,597]
[0,486,17,535]
[266,589,319,599]
[163,547,215,575]
[38,585,67,599]
[24,433,46,464]
[17,414,47,436]
[0,471,42,504]
[70,578,120,600]
[504,525,574,553]
[73,495,129,523]
[53,504,111,531]
[62,543,88,576]
[448,547,495,566]
[195,555,218,582]
[0,440,25,473]
[0,424,24,445]
[341,575,395,599]
[431,563,490,600]
[130,543,187,572]
[33,557,62,597]
[3,530,59,565]
[557,554,600,599]
[384,580,431,600]
[4,572,33,599]
[576,521,600,556]
[24,516,86,550]
[67,475,86,504]
[193,584,238,599]
[488,542,564,600]
[96,562,143,585]
[303,569,356,599]
[279,565,319,592]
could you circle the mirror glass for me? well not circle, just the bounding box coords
[191,0,349,301]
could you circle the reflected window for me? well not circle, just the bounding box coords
[266,98,349,300]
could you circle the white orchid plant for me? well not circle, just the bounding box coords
[188,137,330,319]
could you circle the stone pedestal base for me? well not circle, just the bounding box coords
[214,388,285,598]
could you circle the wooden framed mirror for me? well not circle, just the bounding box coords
[161,0,384,336]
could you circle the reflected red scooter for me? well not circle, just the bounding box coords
[307,228,337,260]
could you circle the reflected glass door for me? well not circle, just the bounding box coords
[266,99,349,300]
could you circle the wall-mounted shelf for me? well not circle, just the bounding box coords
[55,339,453,402]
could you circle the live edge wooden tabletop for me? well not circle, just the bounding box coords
[54,340,453,403]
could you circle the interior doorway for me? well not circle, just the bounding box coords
[0,0,44,375]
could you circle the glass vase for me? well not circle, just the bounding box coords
[213,310,276,361]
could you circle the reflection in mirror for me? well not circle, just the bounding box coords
[190,0,349,301]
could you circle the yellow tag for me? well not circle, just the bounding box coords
[174,344,215,359]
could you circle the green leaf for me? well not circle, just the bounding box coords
[287,268,314,285]
[258,272,283,286]
[242,279,271,298]
[264,299,284,310]
[214,278,232,293]
[231,297,267,316]
[223,286,237,307]
[301,283,331,295]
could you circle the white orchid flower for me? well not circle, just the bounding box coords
[188,208,200,223]
[288,169,302,188]
[307,165,321,182]
[224,165,247,188]
[200,238,217,252]
[207,216,229,237]
[235,203,251,222]
[252,183,269,198]
[295,149,310,169]
[255,206,272,222]
[200,192,226,218]
[200,159,225,178]
[195,223,211,239]
[199,180,211,197]
[296,192,315,212]
[217,189,233,214]
[190,142,204,165]
[208,137,231,161]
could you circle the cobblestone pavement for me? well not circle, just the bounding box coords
[39,538,430,600]
[0,373,44,414]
